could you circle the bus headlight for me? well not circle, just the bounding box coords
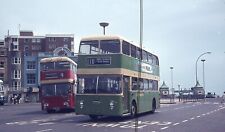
[64,102,69,107]
[109,101,114,110]
[44,103,49,108]
[80,100,84,109]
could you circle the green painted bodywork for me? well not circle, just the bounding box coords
[75,91,160,116]
[75,54,160,116]
[78,54,159,76]
[76,94,124,116]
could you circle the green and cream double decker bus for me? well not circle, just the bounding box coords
[75,35,160,119]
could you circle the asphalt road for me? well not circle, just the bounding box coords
[0,98,225,132]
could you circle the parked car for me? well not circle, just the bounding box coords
[205,92,215,98]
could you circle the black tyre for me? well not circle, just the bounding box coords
[151,99,156,113]
[47,109,55,113]
[89,115,99,120]
[131,102,137,117]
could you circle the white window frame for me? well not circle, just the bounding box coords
[13,57,21,64]
[13,70,21,79]
[12,81,21,91]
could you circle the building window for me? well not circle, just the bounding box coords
[0,61,4,68]
[49,44,56,49]
[64,44,68,48]
[0,41,4,46]
[24,39,29,43]
[64,38,69,42]
[32,38,41,43]
[0,51,5,56]
[27,61,36,69]
[12,38,17,42]
[12,42,19,51]
[32,38,36,43]
[13,70,21,79]
[24,46,29,51]
[27,74,36,84]
[13,58,21,64]
[37,38,41,43]
[31,45,41,50]
[0,73,4,80]
[12,81,21,91]
[49,37,56,42]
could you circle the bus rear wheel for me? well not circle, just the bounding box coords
[131,102,137,117]
[151,99,156,113]
[89,115,99,120]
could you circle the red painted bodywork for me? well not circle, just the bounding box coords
[40,70,75,81]
[40,69,76,112]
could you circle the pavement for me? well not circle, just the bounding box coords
[160,98,204,104]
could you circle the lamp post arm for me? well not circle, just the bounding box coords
[195,52,211,84]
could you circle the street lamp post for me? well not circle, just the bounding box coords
[170,66,174,103]
[178,84,181,102]
[201,59,206,91]
[99,22,109,35]
[170,66,174,94]
[195,52,211,85]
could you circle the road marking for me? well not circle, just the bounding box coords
[182,120,188,123]
[38,122,55,126]
[190,117,195,120]
[161,126,169,130]
[173,123,180,126]
[35,129,53,132]
[202,114,206,116]
[6,122,19,125]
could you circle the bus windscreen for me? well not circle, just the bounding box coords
[78,76,121,94]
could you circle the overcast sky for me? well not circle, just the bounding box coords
[1,0,225,95]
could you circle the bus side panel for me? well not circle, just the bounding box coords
[75,95,124,116]
[129,91,160,114]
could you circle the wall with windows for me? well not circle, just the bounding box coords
[1,32,75,102]
[0,39,8,86]
[24,56,38,89]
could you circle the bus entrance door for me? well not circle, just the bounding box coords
[123,76,129,113]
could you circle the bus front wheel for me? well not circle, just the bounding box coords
[131,102,137,117]
[47,109,55,113]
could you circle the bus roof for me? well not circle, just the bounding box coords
[40,57,77,65]
[80,35,158,58]
[80,35,137,45]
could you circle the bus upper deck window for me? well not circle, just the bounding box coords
[122,41,130,56]
[100,40,120,54]
[79,41,99,54]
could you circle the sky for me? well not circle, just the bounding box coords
[0,0,225,95]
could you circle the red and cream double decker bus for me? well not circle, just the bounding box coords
[40,57,77,113]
